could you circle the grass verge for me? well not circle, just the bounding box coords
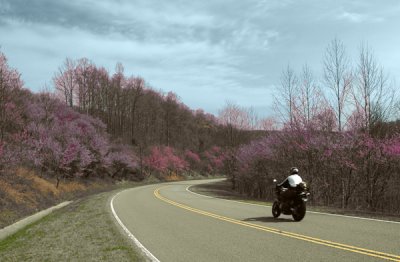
[190,179,400,222]
[0,175,224,261]
[0,181,147,262]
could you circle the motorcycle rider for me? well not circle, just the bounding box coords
[277,167,303,200]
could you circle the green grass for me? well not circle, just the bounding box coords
[0,184,145,262]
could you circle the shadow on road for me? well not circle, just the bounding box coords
[243,217,294,223]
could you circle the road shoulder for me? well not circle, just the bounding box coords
[0,187,144,261]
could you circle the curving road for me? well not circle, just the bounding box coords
[112,179,400,262]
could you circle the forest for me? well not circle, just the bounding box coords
[1,38,400,216]
[0,52,244,185]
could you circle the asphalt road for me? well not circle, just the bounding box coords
[112,179,400,262]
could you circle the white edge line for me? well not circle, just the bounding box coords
[111,190,161,262]
[186,185,400,224]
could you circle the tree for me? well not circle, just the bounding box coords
[143,146,188,177]
[21,92,139,186]
[246,106,259,130]
[0,52,23,139]
[311,105,337,132]
[275,65,298,128]
[259,117,278,131]
[124,76,144,144]
[53,58,76,107]
[163,92,180,147]
[218,101,251,146]
[323,38,352,132]
[297,64,325,129]
[74,58,92,113]
[353,43,395,135]
[184,150,201,170]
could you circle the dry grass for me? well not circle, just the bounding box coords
[14,168,87,196]
[58,181,86,193]
[165,172,183,181]
[0,180,35,205]
[15,168,59,196]
[0,167,113,229]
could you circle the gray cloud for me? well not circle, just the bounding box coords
[0,0,145,39]
[1,0,400,117]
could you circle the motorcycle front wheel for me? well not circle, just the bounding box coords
[272,200,281,218]
[292,201,306,221]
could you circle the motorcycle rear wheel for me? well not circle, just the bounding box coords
[272,200,281,218]
[292,202,306,221]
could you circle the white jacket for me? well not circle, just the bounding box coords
[287,174,303,187]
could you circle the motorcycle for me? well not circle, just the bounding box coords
[271,179,310,221]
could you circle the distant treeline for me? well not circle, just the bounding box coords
[53,58,260,152]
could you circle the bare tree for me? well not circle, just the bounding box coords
[124,76,144,144]
[323,38,352,132]
[246,106,260,130]
[218,101,250,146]
[274,65,298,128]
[53,58,76,107]
[259,117,278,131]
[354,43,395,134]
[298,64,325,129]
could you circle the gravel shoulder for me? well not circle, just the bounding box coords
[0,183,147,262]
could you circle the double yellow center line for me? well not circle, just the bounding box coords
[154,187,400,261]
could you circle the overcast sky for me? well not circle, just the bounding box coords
[1,0,399,117]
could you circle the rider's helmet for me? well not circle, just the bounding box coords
[290,167,299,175]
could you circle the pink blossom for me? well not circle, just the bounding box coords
[144,146,188,173]
[185,150,201,163]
